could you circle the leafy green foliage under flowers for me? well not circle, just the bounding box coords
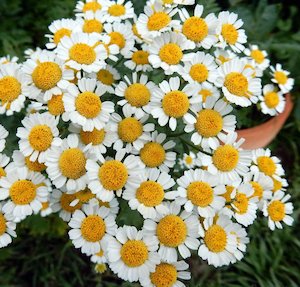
[0,0,299,286]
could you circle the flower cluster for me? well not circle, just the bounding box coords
[0,0,294,285]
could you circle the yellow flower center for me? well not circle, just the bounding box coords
[204,224,227,252]
[97,69,114,86]
[233,193,248,214]
[189,64,209,83]
[159,43,183,65]
[0,167,6,178]
[118,117,143,143]
[125,83,151,107]
[95,263,107,274]
[199,89,212,102]
[132,50,149,65]
[264,91,279,109]
[98,160,128,190]
[218,55,230,64]
[274,71,288,85]
[25,156,46,172]
[53,28,71,45]
[250,181,263,199]
[121,240,148,267]
[223,185,234,203]
[162,91,189,118]
[0,213,6,235]
[267,200,285,222]
[75,187,95,203]
[162,0,173,3]
[257,156,276,176]
[250,49,265,64]
[69,43,96,65]
[187,181,214,207]
[80,128,105,145]
[221,24,239,45]
[41,201,49,210]
[48,94,65,116]
[75,91,101,118]
[109,32,125,49]
[60,193,82,212]
[147,12,171,31]
[83,19,103,34]
[136,181,164,207]
[182,16,208,42]
[59,148,86,179]
[195,109,223,138]
[98,200,110,208]
[0,76,21,103]
[272,178,282,192]
[32,62,62,91]
[224,72,249,97]
[28,125,53,151]
[108,4,126,16]
[81,215,106,242]
[212,145,239,172]
[140,142,166,168]
[185,156,193,165]
[156,215,187,247]
[9,180,37,205]
[150,263,177,287]
[83,2,102,13]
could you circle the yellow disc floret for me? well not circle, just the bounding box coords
[159,44,183,65]
[83,19,103,34]
[233,193,248,214]
[28,125,53,151]
[250,49,265,64]
[221,24,238,45]
[109,32,125,49]
[97,69,114,86]
[118,117,143,143]
[48,94,65,116]
[185,156,193,165]
[199,89,212,102]
[274,71,287,85]
[75,91,101,118]
[272,178,282,193]
[182,16,208,42]
[156,215,187,247]
[150,263,177,287]
[187,181,214,207]
[98,160,128,190]
[140,142,166,168]
[81,215,106,242]
[264,92,279,108]
[204,224,227,252]
[9,180,37,205]
[0,76,21,104]
[108,4,126,16]
[136,181,164,207]
[189,64,209,83]
[60,193,82,212]
[80,128,105,145]
[224,72,249,97]
[0,213,7,235]
[120,240,148,267]
[195,109,223,138]
[0,167,6,178]
[75,188,95,203]
[54,28,71,45]
[59,148,86,179]
[25,156,47,172]
[69,43,96,65]
[223,185,234,203]
[251,181,263,199]
[267,200,285,222]
[162,91,189,118]
[212,145,239,172]
[257,156,276,176]
[83,2,102,13]
[132,51,149,65]
[147,12,171,31]
[125,83,151,107]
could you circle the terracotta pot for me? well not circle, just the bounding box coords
[237,93,294,150]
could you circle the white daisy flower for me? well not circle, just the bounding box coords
[181,51,218,84]
[260,84,285,116]
[90,249,107,264]
[17,112,61,163]
[143,202,200,262]
[96,34,120,62]
[115,72,158,117]
[229,222,249,263]
[110,111,154,153]
[124,46,153,72]
[148,32,195,75]
[216,11,247,52]
[45,93,70,120]
[201,132,252,184]
[103,0,134,23]
[76,10,107,35]
[178,152,196,169]
[86,149,142,202]
[215,58,262,107]
[40,200,53,217]
[270,64,294,93]
[198,215,238,267]
[263,191,294,231]
[45,134,93,193]
[151,76,200,131]
[194,82,220,104]
[93,197,120,217]
[0,124,8,152]
[175,169,226,217]
[0,55,18,64]
[185,96,236,150]
[214,48,237,66]
[179,4,218,49]
[56,32,107,73]
[0,153,10,179]
[104,22,135,56]
[271,176,288,194]
[63,78,114,131]
[123,168,175,219]
[69,202,117,255]
[0,63,29,115]
[244,44,270,71]
[107,225,160,283]
[136,1,180,41]
[138,131,176,172]
[0,167,48,218]
[0,203,17,248]
[75,0,107,16]
[22,50,74,101]
[140,259,191,287]
[12,150,47,173]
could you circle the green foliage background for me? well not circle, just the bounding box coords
[0,0,299,286]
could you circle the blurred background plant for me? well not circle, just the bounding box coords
[0,0,299,286]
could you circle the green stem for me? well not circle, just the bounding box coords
[179,137,212,156]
